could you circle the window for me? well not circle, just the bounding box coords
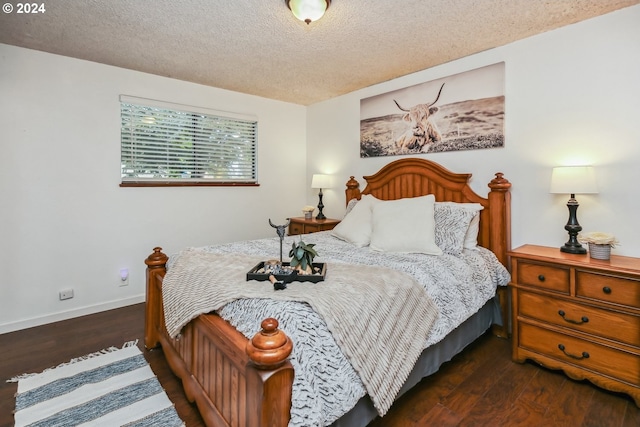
[120,95,258,186]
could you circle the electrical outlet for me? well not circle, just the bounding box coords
[59,289,74,300]
[119,268,129,287]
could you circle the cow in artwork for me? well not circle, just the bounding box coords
[394,83,445,152]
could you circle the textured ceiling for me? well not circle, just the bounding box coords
[1,0,638,105]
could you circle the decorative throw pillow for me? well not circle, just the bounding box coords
[434,204,477,255]
[370,195,442,255]
[434,202,484,253]
[331,194,380,247]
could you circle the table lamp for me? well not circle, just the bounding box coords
[311,174,330,220]
[550,166,598,254]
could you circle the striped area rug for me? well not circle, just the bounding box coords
[10,341,184,427]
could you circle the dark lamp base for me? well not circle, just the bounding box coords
[560,195,587,255]
[316,189,326,221]
[560,244,587,254]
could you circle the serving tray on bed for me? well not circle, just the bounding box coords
[247,261,327,283]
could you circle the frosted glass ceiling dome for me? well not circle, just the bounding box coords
[287,0,330,24]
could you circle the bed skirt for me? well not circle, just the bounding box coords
[330,297,500,427]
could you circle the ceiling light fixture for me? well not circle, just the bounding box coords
[286,0,330,24]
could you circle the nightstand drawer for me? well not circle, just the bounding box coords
[576,270,640,309]
[288,217,340,236]
[518,322,640,386]
[289,223,304,235]
[518,291,640,347]
[303,223,322,233]
[517,261,569,293]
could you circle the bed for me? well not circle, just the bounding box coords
[144,157,512,427]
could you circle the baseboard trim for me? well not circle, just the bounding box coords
[0,295,145,334]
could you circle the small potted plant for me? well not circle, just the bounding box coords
[289,239,318,274]
[302,205,315,220]
[578,232,619,260]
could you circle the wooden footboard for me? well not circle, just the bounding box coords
[145,248,294,427]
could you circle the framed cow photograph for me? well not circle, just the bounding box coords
[360,62,505,158]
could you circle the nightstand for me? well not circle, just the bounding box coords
[509,244,640,406]
[288,217,340,236]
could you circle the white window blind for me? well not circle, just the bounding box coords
[120,96,258,184]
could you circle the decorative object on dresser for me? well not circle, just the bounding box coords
[288,216,340,235]
[311,174,331,219]
[579,231,620,261]
[302,205,315,219]
[509,244,640,407]
[550,166,598,254]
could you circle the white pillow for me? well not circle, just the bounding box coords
[370,195,442,255]
[464,213,481,249]
[436,202,484,252]
[344,197,359,217]
[331,194,380,247]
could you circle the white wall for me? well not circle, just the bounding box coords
[0,45,307,332]
[307,5,640,258]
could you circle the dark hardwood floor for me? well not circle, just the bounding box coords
[1,304,638,427]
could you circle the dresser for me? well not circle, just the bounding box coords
[288,217,340,236]
[509,245,640,406]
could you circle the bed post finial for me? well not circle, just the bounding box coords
[487,172,512,265]
[488,172,511,191]
[145,247,168,268]
[345,176,361,205]
[246,318,293,369]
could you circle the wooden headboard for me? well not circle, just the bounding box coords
[344,158,511,267]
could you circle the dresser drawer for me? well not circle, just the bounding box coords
[576,270,640,309]
[517,291,640,347]
[518,322,640,386]
[517,261,569,293]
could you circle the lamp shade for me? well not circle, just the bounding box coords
[287,0,330,24]
[550,166,598,195]
[311,174,330,189]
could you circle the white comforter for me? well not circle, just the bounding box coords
[185,232,510,426]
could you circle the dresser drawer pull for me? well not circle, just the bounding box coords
[557,310,589,325]
[537,274,545,282]
[602,286,612,294]
[558,344,590,360]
